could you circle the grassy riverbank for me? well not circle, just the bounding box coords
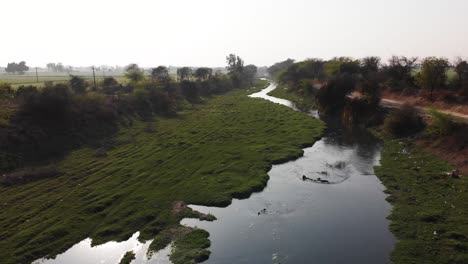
[0,81,325,263]
[375,137,468,264]
[269,84,468,263]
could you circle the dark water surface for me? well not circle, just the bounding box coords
[182,82,395,263]
[35,82,394,264]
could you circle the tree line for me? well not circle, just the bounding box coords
[270,56,468,98]
[268,56,468,131]
[0,54,258,172]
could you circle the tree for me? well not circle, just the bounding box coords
[103,77,118,87]
[5,61,29,74]
[243,64,258,85]
[151,66,171,83]
[278,59,324,85]
[46,63,56,72]
[453,58,468,90]
[226,54,245,87]
[226,54,244,74]
[5,63,17,74]
[176,67,192,81]
[267,58,295,78]
[56,63,65,72]
[417,57,450,102]
[360,57,381,77]
[193,67,213,81]
[180,80,199,102]
[102,77,120,94]
[384,56,418,88]
[69,75,87,94]
[125,63,144,83]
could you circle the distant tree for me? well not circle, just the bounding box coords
[278,59,324,85]
[243,64,258,85]
[453,58,468,90]
[338,58,360,75]
[46,63,56,72]
[177,67,192,81]
[125,63,144,82]
[17,61,29,74]
[268,58,295,78]
[5,62,29,74]
[226,54,245,87]
[417,57,450,102]
[193,67,213,81]
[5,63,18,74]
[56,63,65,72]
[384,56,418,88]
[151,66,171,83]
[226,54,244,74]
[69,75,87,94]
[360,57,381,77]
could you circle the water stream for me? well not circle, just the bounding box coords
[34,81,394,264]
[181,82,395,263]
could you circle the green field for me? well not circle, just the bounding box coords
[0,81,324,263]
[374,138,468,264]
[0,72,131,88]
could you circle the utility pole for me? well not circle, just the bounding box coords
[92,66,97,91]
[35,67,39,83]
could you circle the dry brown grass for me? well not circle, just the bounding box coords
[382,89,468,115]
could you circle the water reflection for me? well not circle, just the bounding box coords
[33,232,172,264]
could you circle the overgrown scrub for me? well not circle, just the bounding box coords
[316,74,356,114]
[0,81,324,264]
[375,138,468,264]
[427,108,455,136]
[383,104,425,137]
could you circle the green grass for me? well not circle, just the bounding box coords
[374,137,468,264]
[0,80,324,263]
[119,250,136,264]
[267,85,316,111]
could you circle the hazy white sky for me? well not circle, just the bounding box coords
[2,0,468,67]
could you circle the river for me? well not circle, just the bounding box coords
[181,81,395,263]
[34,81,394,264]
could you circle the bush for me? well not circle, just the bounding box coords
[316,74,356,114]
[0,83,12,98]
[181,80,199,102]
[14,85,38,99]
[19,84,72,121]
[102,77,121,95]
[69,75,87,94]
[427,108,455,136]
[383,104,425,137]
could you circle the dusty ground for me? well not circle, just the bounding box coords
[382,89,468,116]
